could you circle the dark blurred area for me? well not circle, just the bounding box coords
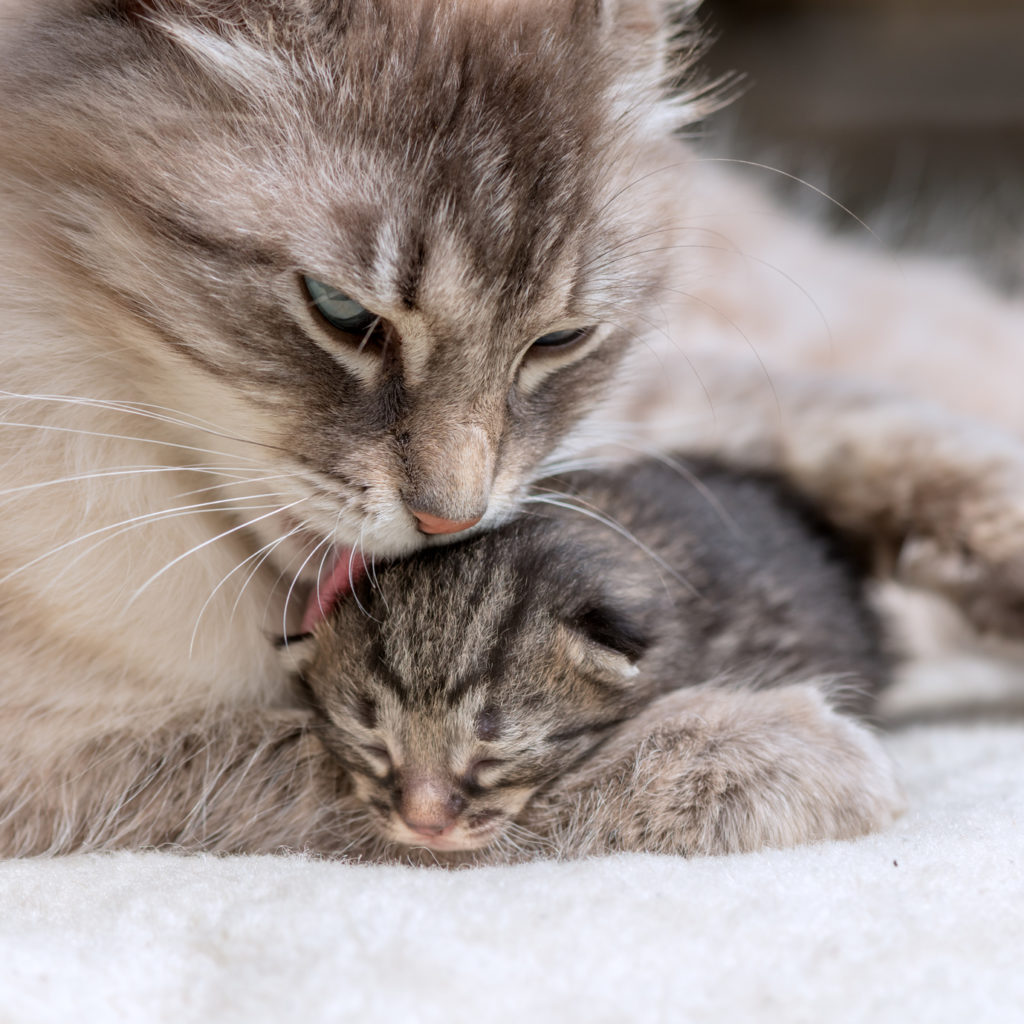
[698,0,1024,287]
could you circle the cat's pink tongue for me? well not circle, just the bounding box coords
[300,548,366,633]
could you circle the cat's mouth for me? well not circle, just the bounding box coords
[299,547,366,632]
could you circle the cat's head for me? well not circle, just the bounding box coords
[287,509,662,852]
[1,0,715,570]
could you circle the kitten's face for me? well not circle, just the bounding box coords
[1,0,699,568]
[298,519,658,852]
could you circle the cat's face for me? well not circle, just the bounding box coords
[1,0,705,570]
[296,516,660,852]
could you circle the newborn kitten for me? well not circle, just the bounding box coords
[293,457,898,857]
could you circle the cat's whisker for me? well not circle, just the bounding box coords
[0,464,276,503]
[694,156,892,252]
[592,241,836,351]
[229,522,306,625]
[170,471,297,502]
[128,497,310,607]
[189,519,310,657]
[280,527,337,641]
[522,491,699,599]
[0,417,266,465]
[0,490,301,588]
[579,220,690,273]
[348,524,377,622]
[648,282,783,421]
[557,438,749,543]
[599,311,718,419]
[310,512,342,617]
[0,390,289,457]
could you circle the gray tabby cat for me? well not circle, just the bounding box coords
[289,457,901,862]
[2,0,1024,856]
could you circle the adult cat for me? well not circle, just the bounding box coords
[1,0,1023,854]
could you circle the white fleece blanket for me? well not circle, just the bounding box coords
[2,640,1022,1024]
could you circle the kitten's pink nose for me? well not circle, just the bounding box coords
[401,816,455,838]
[410,509,482,535]
[399,783,466,836]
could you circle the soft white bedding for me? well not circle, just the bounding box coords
[2,644,1022,1024]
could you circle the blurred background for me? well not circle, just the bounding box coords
[697,0,1024,288]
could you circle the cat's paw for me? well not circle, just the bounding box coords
[529,683,903,857]
[897,528,1024,637]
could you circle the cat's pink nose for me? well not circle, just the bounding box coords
[411,509,482,535]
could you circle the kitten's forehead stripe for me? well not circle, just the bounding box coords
[366,634,410,703]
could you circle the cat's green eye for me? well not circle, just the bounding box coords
[531,327,592,350]
[303,276,381,337]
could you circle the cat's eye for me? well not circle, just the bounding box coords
[531,327,593,350]
[303,276,384,346]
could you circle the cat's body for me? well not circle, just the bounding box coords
[298,457,898,860]
[1,0,1024,856]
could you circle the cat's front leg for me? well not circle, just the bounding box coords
[0,706,369,857]
[521,683,903,858]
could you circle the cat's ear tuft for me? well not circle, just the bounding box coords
[593,0,661,36]
[590,0,699,37]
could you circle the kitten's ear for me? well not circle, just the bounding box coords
[563,604,650,686]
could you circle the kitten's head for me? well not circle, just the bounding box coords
[289,511,661,852]
[1,0,715,568]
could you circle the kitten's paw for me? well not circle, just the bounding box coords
[530,684,903,857]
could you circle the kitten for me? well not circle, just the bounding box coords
[292,457,901,860]
[1,0,1023,856]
